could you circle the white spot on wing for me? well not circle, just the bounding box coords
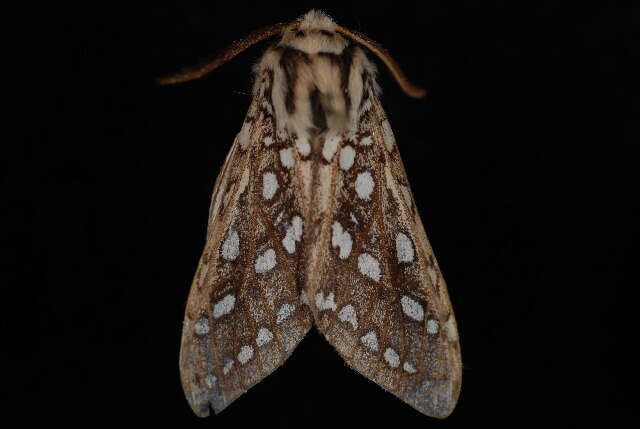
[358,253,381,282]
[263,136,274,146]
[427,319,440,334]
[400,295,424,321]
[403,362,417,374]
[238,345,254,364]
[221,229,240,261]
[396,232,414,263]
[355,171,374,200]
[315,291,337,312]
[384,348,400,368]
[213,294,236,319]
[296,136,310,156]
[322,135,340,161]
[338,304,358,330]
[205,374,217,388]
[282,216,304,254]
[256,327,273,347]
[359,135,372,146]
[262,172,279,200]
[331,222,352,259]
[360,331,378,351]
[300,290,309,306]
[194,317,210,335]
[339,145,356,170]
[276,303,295,324]
[382,119,396,152]
[279,147,294,169]
[223,360,234,374]
[255,248,276,273]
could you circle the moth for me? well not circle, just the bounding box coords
[159,10,461,419]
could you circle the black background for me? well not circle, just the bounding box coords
[8,1,638,427]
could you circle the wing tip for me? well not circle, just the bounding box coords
[186,388,232,418]
[412,378,461,419]
[185,390,212,417]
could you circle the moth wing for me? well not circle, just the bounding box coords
[180,71,312,416]
[308,85,462,418]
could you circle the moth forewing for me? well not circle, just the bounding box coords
[371,92,462,418]
[307,73,461,418]
[167,9,460,419]
[178,65,313,416]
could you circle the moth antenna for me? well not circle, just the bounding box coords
[157,23,286,85]
[336,25,427,98]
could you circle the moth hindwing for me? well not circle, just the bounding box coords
[168,9,461,419]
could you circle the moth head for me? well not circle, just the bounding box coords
[279,10,348,55]
[157,9,426,98]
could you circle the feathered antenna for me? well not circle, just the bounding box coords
[157,18,426,98]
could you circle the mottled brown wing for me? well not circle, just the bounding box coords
[306,83,462,418]
[179,70,312,416]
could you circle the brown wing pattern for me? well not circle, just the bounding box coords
[307,80,462,418]
[179,69,312,416]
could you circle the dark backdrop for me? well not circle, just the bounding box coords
[8,1,638,427]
